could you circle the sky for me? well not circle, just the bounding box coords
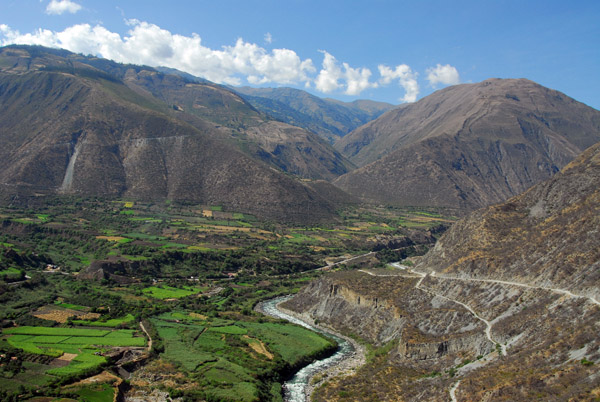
[1,0,599,108]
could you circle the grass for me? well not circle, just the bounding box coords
[4,325,145,377]
[73,383,115,402]
[4,326,110,337]
[96,236,132,243]
[0,267,22,279]
[0,197,448,398]
[54,301,90,311]
[207,381,258,402]
[208,325,247,335]
[149,311,335,401]
[6,329,145,350]
[59,336,145,346]
[0,361,54,390]
[242,321,335,365]
[47,352,106,376]
[151,322,216,371]
[72,313,135,327]
[142,285,202,299]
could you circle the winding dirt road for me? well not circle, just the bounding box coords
[361,264,600,401]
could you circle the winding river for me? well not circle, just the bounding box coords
[259,296,357,402]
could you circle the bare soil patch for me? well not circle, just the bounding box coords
[31,305,100,323]
[243,335,273,359]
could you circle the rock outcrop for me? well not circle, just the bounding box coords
[284,271,493,364]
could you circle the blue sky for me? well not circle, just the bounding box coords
[1,0,599,108]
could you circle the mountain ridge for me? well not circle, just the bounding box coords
[0,45,342,223]
[334,78,600,211]
[418,140,600,299]
[234,86,395,143]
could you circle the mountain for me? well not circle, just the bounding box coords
[0,45,342,223]
[1,45,353,182]
[419,140,600,299]
[284,142,600,401]
[121,69,354,181]
[334,79,600,211]
[234,86,396,143]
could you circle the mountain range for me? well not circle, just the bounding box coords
[1,44,600,401]
[1,44,600,220]
[0,45,352,223]
[234,86,395,143]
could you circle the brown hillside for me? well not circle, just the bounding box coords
[122,68,354,180]
[419,141,600,299]
[0,46,338,223]
[334,79,600,210]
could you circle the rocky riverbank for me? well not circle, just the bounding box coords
[256,298,366,401]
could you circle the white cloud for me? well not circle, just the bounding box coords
[315,51,377,95]
[315,51,343,93]
[0,21,315,86]
[0,20,427,100]
[426,64,460,87]
[46,0,82,15]
[264,32,272,44]
[378,64,419,102]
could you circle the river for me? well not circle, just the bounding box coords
[259,296,359,402]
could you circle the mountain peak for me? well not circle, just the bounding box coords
[333,78,600,211]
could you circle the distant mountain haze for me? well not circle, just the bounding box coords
[234,86,396,143]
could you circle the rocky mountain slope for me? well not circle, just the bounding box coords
[334,79,600,211]
[235,86,395,143]
[419,141,600,300]
[122,69,354,181]
[0,45,341,223]
[285,142,600,400]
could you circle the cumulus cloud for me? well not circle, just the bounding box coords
[315,51,377,96]
[0,21,315,86]
[378,64,419,102]
[0,20,426,100]
[426,64,460,87]
[264,32,272,44]
[45,0,82,15]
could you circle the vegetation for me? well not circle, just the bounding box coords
[0,195,447,400]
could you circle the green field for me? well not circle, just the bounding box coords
[72,383,116,402]
[2,325,146,378]
[54,301,89,311]
[72,313,135,327]
[142,285,202,299]
[0,196,446,400]
[4,327,110,337]
[149,312,336,401]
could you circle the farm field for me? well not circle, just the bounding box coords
[149,311,336,401]
[72,313,136,327]
[2,326,146,378]
[142,285,204,299]
[0,196,450,400]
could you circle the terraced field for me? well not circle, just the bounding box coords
[2,326,146,377]
[148,311,336,401]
